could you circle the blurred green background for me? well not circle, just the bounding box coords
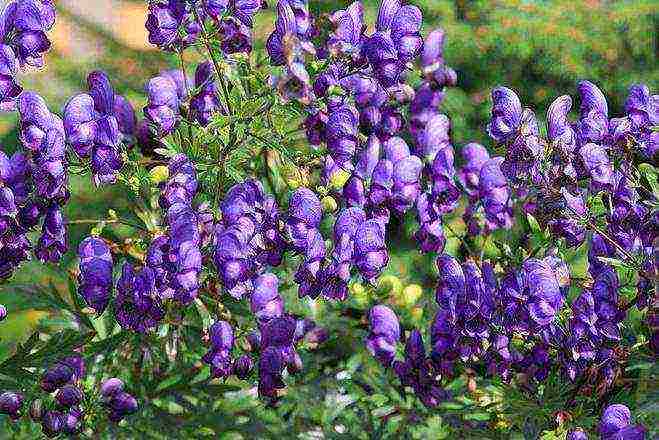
[0,0,657,398]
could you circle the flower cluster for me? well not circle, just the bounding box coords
[214,179,285,298]
[63,71,134,185]
[77,236,114,314]
[567,403,647,440]
[0,0,56,111]
[30,356,87,437]
[100,378,138,423]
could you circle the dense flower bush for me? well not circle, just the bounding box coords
[0,0,656,438]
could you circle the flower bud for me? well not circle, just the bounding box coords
[149,165,169,184]
[400,284,423,307]
[100,378,124,398]
[0,392,23,420]
[321,196,338,213]
[30,399,43,421]
[56,385,83,407]
[233,355,254,380]
[376,275,402,298]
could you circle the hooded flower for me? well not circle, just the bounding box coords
[266,0,314,66]
[35,204,66,263]
[18,91,67,202]
[166,203,202,303]
[366,304,400,367]
[354,218,388,283]
[251,272,284,323]
[202,320,235,378]
[576,80,608,146]
[63,71,126,185]
[478,157,513,231]
[393,330,450,408]
[190,61,223,126]
[143,73,181,136]
[458,142,489,197]
[146,0,201,51]
[77,236,113,314]
[0,43,21,111]
[159,153,198,209]
[286,187,322,251]
[487,87,522,143]
[0,0,56,70]
[114,263,165,333]
[598,404,646,440]
[327,1,364,57]
[0,391,23,420]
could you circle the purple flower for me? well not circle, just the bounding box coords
[145,0,197,51]
[41,362,74,392]
[107,391,138,422]
[522,258,564,328]
[233,354,254,379]
[391,153,423,214]
[414,192,445,253]
[434,254,464,317]
[324,101,359,185]
[478,157,513,232]
[458,142,489,197]
[393,329,450,408]
[159,153,198,209]
[286,187,322,251]
[42,410,64,437]
[202,320,234,378]
[114,263,165,333]
[0,391,23,420]
[364,32,404,88]
[374,0,422,63]
[63,71,126,185]
[576,80,608,146]
[579,142,613,191]
[566,429,588,440]
[266,0,314,66]
[190,61,223,126]
[35,205,67,263]
[77,236,113,314]
[143,74,180,136]
[294,228,326,299]
[113,95,137,145]
[218,16,252,54]
[0,304,6,321]
[487,87,522,143]
[18,91,68,202]
[0,44,21,111]
[544,188,587,248]
[214,226,256,298]
[258,314,302,398]
[166,203,202,303]
[1,0,56,70]
[366,305,400,367]
[327,1,364,57]
[100,378,124,398]
[429,143,460,214]
[55,385,83,407]
[317,207,366,300]
[413,112,450,162]
[251,272,284,323]
[599,404,646,440]
[354,218,388,283]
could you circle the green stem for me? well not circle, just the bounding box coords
[178,50,195,148]
[193,8,232,116]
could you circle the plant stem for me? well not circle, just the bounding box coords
[178,50,195,147]
[68,218,146,231]
[193,8,232,116]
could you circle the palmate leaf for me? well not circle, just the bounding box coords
[0,329,94,382]
[4,281,95,330]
